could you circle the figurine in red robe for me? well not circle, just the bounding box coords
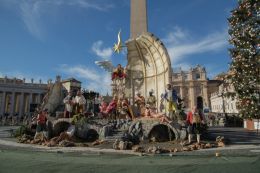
[105,96,118,114]
[112,64,126,80]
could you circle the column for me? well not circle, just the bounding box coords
[1,92,6,115]
[10,92,15,116]
[40,93,45,103]
[37,93,41,104]
[222,96,225,114]
[189,82,195,110]
[24,94,29,113]
[29,93,33,113]
[15,94,20,114]
[203,84,209,107]
[29,93,33,104]
[179,84,184,99]
[19,93,24,117]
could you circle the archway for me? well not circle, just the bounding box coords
[197,96,203,110]
[53,121,70,137]
[148,124,175,142]
[85,129,99,142]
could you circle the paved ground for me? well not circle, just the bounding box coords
[207,127,260,144]
[0,126,18,138]
[0,149,260,173]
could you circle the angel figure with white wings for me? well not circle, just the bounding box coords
[95,60,127,98]
[95,61,127,80]
[95,30,127,99]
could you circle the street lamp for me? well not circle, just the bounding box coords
[221,80,228,127]
[220,82,226,114]
[254,86,260,134]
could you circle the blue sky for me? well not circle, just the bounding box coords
[0,0,237,94]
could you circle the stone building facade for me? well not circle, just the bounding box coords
[0,77,48,117]
[0,76,83,118]
[172,65,221,111]
[210,83,239,115]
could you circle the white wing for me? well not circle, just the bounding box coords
[95,60,114,72]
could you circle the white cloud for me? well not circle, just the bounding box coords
[86,73,111,94]
[5,0,114,40]
[172,63,192,72]
[20,1,45,40]
[162,26,229,79]
[0,71,49,83]
[91,40,113,60]
[0,65,112,94]
[67,0,114,11]
[61,64,100,81]
[204,64,228,79]
[163,26,188,45]
[172,63,227,79]
[164,27,228,64]
[58,64,111,94]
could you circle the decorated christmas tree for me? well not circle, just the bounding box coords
[228,0,260,119]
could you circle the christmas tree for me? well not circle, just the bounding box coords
[228,0,260,119]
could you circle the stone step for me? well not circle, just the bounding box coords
[0,132,12,138]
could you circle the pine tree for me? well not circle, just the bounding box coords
[228,0,260,119]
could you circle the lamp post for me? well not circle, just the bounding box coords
[221,81,227,126]
[254,84,260,134]
[221,93,226,116]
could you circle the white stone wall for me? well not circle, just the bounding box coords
[210,92,224,113]
[210,83,239,114]
[0,79,48,116]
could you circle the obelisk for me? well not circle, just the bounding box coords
[130,0,148,39]
[126,0,172,111]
